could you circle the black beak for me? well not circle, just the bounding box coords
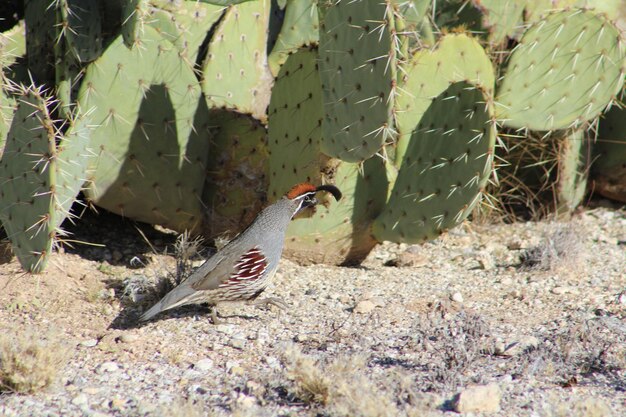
[316,184,342,201]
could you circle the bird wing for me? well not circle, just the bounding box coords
[191,246,268,291]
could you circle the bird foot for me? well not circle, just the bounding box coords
[248,297,288,311]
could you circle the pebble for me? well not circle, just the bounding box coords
[96,361,120,374]
[71,393,88,407]
[551,286,567,295]
[118,333,138,344]
[478,252,496,270]
[80,339,99,348]
[353,300,376,314]
[450,292,464,303]
[194,358,214,372]
[452,383,501,413]
[229,335,246,349]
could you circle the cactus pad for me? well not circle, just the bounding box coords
[202,0,273,120]
[317,0,397,162]
[372,82,496,243]
[78,27,206,232]
[395,34,495,164]
[496,10,625,131]
[0,87,92,272]
[267,0,319,76]
[267,48,324,201]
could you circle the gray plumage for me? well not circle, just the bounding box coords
[139,188,326,322]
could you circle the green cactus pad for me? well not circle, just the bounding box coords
[268,48,387,264]
[61,0,102,62]
[556,129,590,214]
[473,0,525,44]
[496,10,625,131]
[202,111,269,239]
[0,20,26,68]
[372,81,496,243]
[148,1,225,62]
[0,87,92,272]
[395,34,495,165]
[317,0,397,162]
[78,27,206,232]
[267,48,325,201]
[284,157,388,265]
[202,0,273,120]
[267,0,319,77]
[121,0,151,48]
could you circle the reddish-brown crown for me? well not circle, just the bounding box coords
[286,183,317,199]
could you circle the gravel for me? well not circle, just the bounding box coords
[0,208,625,416]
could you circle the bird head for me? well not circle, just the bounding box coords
[285,183,342,218]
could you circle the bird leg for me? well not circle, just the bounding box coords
[210,306,222,325]
[248,297,288,311]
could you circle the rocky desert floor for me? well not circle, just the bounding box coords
[0,205,624,417]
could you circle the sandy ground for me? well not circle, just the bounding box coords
[0,206,624,416]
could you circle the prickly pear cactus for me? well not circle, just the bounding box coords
[268,48,388,264]
[0,20,26,68]
[472,0,525,44]
[395,33,495,165]
[121,0,151,49]
[202,111,269,239]
[317,0,398,163]
[267,48,324,201]
[496,9,625,131]
[0,86,92,272]
[556,128,591,214]
[373,82,496,243]
[267,0,319,76]
[285,157,388,265]
[147,0,225,62]
[78,27,206,232]
[202,0,273,121]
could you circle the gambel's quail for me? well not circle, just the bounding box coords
[139,183,342,323]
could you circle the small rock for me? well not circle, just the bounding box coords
[117,333,138,344]
[501,336,540,357]
[617,292,626,305]
[71,393,89,407]
[353,300,376,314]
[394,249,428,267]
[499,277,513,286]
[215,324,235,335]
[452,383,501,413]
[477,252,496,270]
[229,335,246,349]
[294,334,308,343]
[97,361,119,374]
[551,286,567,295]
[450,292,464,303]
[194,358,213,372]
[229,366,245,376]
[80,339,99,348]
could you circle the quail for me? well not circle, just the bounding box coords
[139,183,342,323]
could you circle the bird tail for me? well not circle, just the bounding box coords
[139,285,196,321]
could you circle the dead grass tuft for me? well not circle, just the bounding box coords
[156,397,206,417]
[282,345,398,416]
[0,330,68,394]
[122,231,206,306]
[520,223,585,272]
[413,309,493,391]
